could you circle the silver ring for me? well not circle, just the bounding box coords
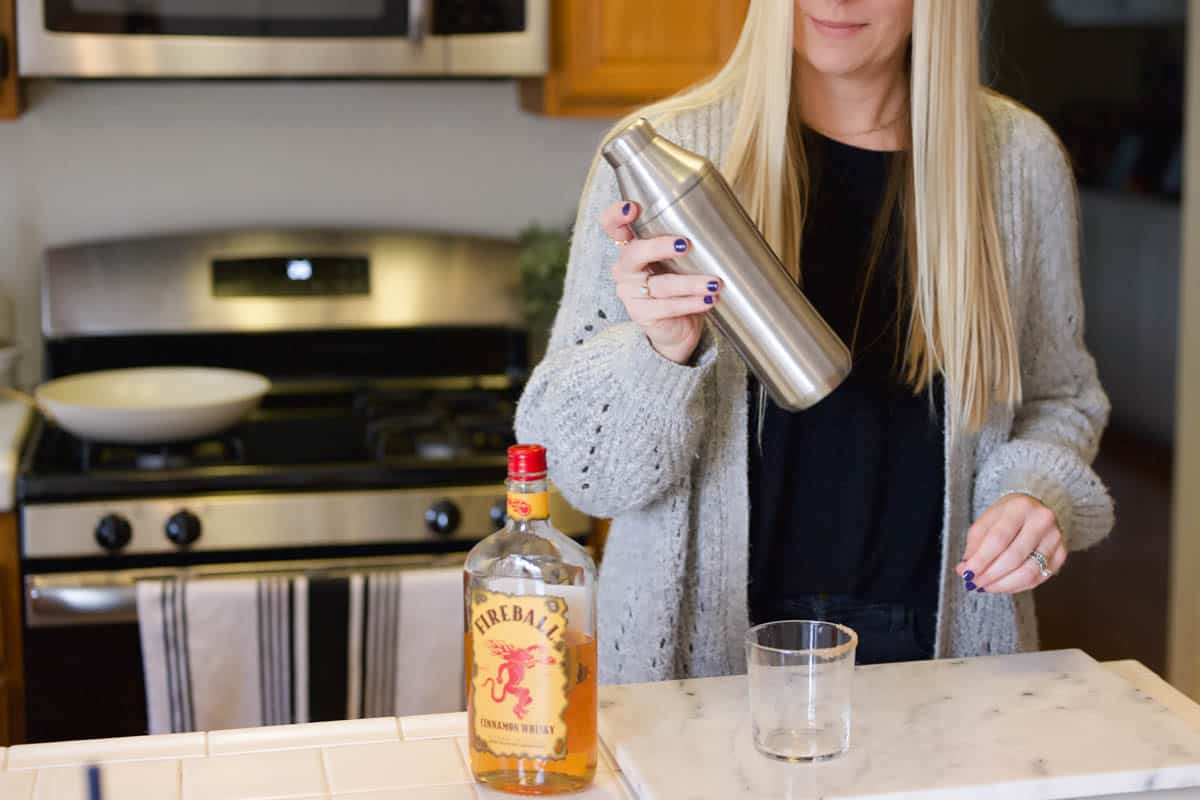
[1029,550,1052,578]
[639,279,652,298]
[611,236,633,247]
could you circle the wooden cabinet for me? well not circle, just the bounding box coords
[0,511,22,743]
[522,0,750,118]
[0,0,20,120]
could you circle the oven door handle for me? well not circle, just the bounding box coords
[27,582,138,627]
[408,0,430,44]
[25,552,471,628]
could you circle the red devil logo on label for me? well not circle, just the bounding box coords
[508,498,532,517]
[483,641,558,720]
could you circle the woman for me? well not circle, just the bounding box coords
[516,0,1114,683]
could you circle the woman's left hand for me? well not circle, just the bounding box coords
[956,494,1068,594]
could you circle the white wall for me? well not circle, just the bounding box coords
[0,79,613,384]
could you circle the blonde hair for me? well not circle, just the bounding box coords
[588,0,1020,434]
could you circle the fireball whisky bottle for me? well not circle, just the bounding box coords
[464,444,598,795]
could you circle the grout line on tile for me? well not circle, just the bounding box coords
[176,758,183,800]
[615,771,637,800]
[318,747,333,798]
[453,736,472,778]
[598,738,611,767]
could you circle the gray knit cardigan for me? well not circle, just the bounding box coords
[515,92,1114,685]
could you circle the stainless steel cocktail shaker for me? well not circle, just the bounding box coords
[602,117,851,411]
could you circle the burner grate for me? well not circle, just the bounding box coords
[365,413,445,460]
[81,434,246,473]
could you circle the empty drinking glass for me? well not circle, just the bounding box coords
[745,620,858,761]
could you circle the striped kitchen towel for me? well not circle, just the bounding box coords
[136,567,464,734]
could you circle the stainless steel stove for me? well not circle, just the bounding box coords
[19,379,581,558]
[17,229,587,743]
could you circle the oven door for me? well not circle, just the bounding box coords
[22,553,468,743]
[17,0,547,78]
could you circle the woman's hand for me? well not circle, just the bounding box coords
[956,494,1068,594]
[602,200,721,365]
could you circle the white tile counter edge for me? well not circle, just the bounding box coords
[0,399,33,512]
[0,659,1188,799]
[1,710,634,799]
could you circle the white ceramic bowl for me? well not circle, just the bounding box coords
[36,367,271,444]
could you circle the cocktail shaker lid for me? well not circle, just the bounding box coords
[601,118,657,169]
[601,117,713,228]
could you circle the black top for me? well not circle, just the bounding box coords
[748,131,945,622]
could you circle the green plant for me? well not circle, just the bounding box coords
[518,224,571,335]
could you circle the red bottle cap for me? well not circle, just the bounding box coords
[508,444,548,480]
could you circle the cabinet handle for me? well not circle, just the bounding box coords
[0,35,9,81]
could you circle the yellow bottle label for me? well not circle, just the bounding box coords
[506,491,549,521]
[469,588,569,761]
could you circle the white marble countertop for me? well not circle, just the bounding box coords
[0,399,32,512]
[0,654,1194,799]
[599,650,1200,800]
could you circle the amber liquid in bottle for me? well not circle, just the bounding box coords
[464,445,598,795]
[465,631,597,794]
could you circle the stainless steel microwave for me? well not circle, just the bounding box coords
[16,0,548,78]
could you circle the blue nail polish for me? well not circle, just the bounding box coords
[704,295,714,305]
[622,202,632,216]
[964,581,977,592]
[707,281,720,292]
[963,570,975,581]
[674,239,687,253]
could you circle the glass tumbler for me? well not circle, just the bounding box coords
[745,620,858,761]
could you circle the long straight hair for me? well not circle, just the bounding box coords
[586,0,1020,435]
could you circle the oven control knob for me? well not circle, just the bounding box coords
[489,499,507,529]
[425,500,461,537]
[95,514,132,552]
[165,510,202,547]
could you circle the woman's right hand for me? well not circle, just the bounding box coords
[603,200,722,365]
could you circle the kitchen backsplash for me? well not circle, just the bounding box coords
[0,80,612,385]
